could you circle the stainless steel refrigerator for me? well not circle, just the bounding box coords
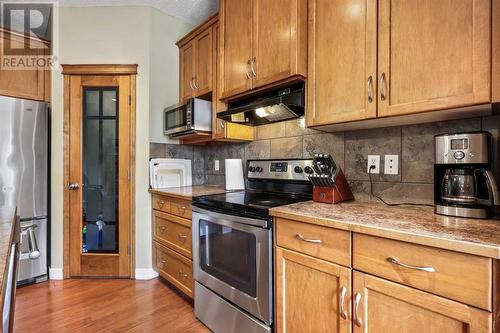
[0,96,48,284]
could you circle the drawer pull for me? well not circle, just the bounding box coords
[295,233,322,244]
[159,260,166,268]
[339,286,348,320]
[354,292,362,327]
[157,200,165,208]
[159,226,166,234]
[386,256,436,273]
[177,234,188,242]
[175,206,187,215]
[178,271,188,278]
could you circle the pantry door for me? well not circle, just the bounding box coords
[63,65,136,278]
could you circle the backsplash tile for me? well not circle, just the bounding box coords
[345,126,402,183]
[150,115,499,203]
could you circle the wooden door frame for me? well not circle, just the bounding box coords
[62,64,137,279]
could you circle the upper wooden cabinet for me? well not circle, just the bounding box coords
[219,0,307,100]
[378,0,491,117]
[308,0,492,127]
[275,247,351,333]
[178,19,215,102]
[352,271,492,333]
[0,29,50,102]
[307,0,377,126]
[493,0,500,103]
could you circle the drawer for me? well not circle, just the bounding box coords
[276,218,351,267]
[169,198,192,219]
[353,233,492,310]
[152,194,170,213]
[154,241,193,298]
[153,211,192,258]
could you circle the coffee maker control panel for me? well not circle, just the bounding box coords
[435,132,490,164]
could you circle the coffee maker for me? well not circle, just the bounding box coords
[434,131,499,218]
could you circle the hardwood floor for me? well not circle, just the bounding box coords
[14,278,210,333]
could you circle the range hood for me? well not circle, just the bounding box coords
[217,83,304,126]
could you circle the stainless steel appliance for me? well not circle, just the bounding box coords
[0,96,49,284]
[163,97,212,137]
[217,83,305,126]
[434,131,499,218]
[192,159,313,333]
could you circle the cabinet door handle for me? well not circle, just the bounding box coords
[367,76,374,103]
[189,77,195,90]
[192,75,199,90]
[380,72,387,101]
[386,257,436,273]
[295,233,322,244]
[250,57,257,77]
[245,60,252,79]
[354,292,363,327]
[339,286,348,320]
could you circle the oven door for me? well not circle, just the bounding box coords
[163,100,192,136]
[192,207,272,325]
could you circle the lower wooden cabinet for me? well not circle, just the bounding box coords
[352,271,492,333]
[275,247,351,333]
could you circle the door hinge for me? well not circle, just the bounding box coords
[127,245,131,256]
[129,95,131,105]
[127,170,131,181]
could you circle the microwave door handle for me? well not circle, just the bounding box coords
[483,170,500,206]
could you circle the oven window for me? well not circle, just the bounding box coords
[199,219,257,298]
[165,107,186,130]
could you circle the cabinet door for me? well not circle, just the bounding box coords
[251,0,306,89]
[352,271,492,333]
[219,0,253,99]
[306,0,377,126]
[193,27,213,97]
[0,32,46,101]
[275,247,351,333]
[378,0,491,117]
[179,41,195,102]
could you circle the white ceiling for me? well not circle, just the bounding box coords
[59,0,219,26]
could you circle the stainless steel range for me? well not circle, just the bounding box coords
[192,159,314,333]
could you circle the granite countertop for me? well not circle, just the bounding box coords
[270,200,500,259]
[0,206,17,302]
[149,185,227,200]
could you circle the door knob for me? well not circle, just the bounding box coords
[67,182,79,190]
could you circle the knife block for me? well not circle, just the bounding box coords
[313,169,354,204]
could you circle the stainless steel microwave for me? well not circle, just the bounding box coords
[164,98,212,137]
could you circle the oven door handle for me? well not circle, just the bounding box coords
[191,205,269,228]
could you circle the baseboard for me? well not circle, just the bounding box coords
[135,268,159,280]
[49,267,63,280]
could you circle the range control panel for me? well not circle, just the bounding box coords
[248,159,314,181]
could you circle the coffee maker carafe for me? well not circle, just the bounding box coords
[435,132,499,218]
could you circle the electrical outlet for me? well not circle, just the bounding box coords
[215,159,220,171]
[384,154,399,175]
[367,155,380,174]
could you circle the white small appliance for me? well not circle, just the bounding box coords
[149,158,192,189]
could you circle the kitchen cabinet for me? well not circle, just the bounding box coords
[308,0,492,127]
[275,247,351,333]
[307,0,377,126]
[151,193,193,299]
[219,0,307,100]
[178,19,214,102]
[352,271,491,333]
[0,29,50,102]
[493,0,500,103]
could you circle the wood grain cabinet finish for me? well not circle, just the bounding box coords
[377,0,491,117]
[219,0,307,100]
[353,233,492,310]
[352,271,492,333]
[153,242,194,298]
[308,0,492,127]
[179,41,196,102]
[153,211,192,259]
[0,29,50,102]
[275,247,351,333]
[152,194,171,214]
[493,0,500,103]
[276,218,351,267]
[169,198,192,220]
[307,0,377,126]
